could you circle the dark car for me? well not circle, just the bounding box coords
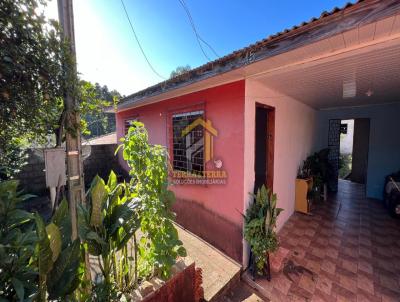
[384,171,400,218]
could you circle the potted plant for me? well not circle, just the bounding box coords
[298,148,332,201]
[244,185,283,281]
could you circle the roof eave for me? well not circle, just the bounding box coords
[117,0,400,111]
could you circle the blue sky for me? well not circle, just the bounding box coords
[45,0,355,95]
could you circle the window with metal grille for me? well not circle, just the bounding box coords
[124,117,138,135]
[172,111,204,175]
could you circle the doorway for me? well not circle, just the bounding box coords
[254,104,275,192]
[339,119,354,180]
[339,118,370,184]
[350,118,370,184]
[332,118,370,189]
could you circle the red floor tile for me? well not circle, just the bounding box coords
[244,180,400,301]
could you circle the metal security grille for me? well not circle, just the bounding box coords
[172,111,204,175]
[124,118,138,134]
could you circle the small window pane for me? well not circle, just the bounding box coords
[172,111,204,175]
[124,118,138,134]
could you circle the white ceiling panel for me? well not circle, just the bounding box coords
[255,41,400,109]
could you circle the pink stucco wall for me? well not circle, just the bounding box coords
[117,79,317,265]
[116,81,246,261]
[243,79,317,265]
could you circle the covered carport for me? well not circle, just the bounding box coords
[246,12,400,201]
[241,4,400,301]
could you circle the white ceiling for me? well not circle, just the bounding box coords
[251,14,400,109]
[255,40,400,109]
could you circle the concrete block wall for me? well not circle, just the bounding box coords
[83,144,125,186]
[17,144,126,195]
[17,149,46,194]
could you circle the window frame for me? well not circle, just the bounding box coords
[124,115,139,135]
[167,103,206,178]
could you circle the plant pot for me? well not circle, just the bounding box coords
[248,250,272,281]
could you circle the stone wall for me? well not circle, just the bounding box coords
[17,144,126,195]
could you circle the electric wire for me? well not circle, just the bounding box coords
[120,0,167,80]
[177,0,220,59]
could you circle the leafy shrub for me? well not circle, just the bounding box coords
[0,180,83,301]
[1,122,186,300]
[0,180,36,300]
[35,200,83,300]
[298,148,332,192]
[118,122,186,279]
[0,138,28,181]
[244,185,283,274]
[78,171,140,299]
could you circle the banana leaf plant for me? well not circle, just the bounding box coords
[78,171,141,297]
[34,199,83,301]
[0,180,36,301]
[0,180,83,301]
[243,185,283,277]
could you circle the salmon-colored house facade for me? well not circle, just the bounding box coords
[117,81,246,261]
[115,0,400,266]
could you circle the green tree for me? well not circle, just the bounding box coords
[83,82,121,138]
[0,0,111,179]
[0,0,66,179]
[170,65,191,78]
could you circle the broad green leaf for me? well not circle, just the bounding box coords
[11,277,24,302]
[35,213,53,275]
[108,203,138,237]
[86,231,107,246]
[176,246,187,257]
[107,170,117,191]
[46,240,81,299]
[85,231,107,256]
[77,204,91,239]
[8,209,33,228]
[52,198,69,226]
[46,223,62,262]
[89,175,108,227]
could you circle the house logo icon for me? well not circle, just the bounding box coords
[181,118,218,164]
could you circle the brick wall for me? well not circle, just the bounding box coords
[17,144,126,194]
[143,261,197,302]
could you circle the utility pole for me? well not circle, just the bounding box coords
[57,0,85,241]
[57,0,92,291]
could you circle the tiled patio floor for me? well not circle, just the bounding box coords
[244,180,400,301]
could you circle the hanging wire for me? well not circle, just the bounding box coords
[177,0,220,59]
[120,0,167,80]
